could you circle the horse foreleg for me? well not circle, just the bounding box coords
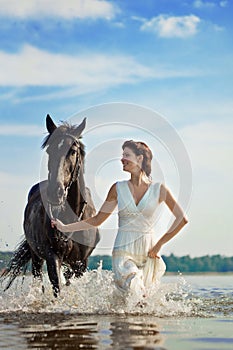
[46,253,61,297]
[31,252,45,293]
[63,266,74,286]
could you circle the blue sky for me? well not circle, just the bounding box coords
[0,0,232,257]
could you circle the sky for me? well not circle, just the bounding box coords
[0,0,232,257]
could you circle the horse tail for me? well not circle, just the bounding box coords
[1,240,31,291]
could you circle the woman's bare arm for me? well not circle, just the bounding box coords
[51,183,118,232]
[148,184,188,258]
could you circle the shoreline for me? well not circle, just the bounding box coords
[164,271,233,276]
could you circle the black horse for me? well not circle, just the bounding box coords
[1,115,100,297]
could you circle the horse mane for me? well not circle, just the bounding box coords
[41,121,85,159]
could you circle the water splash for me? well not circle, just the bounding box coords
[0,265,231,318]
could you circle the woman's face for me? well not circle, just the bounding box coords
[121,146,142,173]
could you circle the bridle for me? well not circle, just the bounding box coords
[47,133,87,227]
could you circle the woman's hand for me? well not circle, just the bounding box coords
[148,243,162,259]
[51,218,66,232]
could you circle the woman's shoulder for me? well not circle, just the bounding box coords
[114,180,129,195]
[115,180,128,187]
[108,181,127,192]
[150,181,164,200]
[150,180,163,189]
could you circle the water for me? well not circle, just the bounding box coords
[0,266,232,349]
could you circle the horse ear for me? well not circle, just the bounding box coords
[75,117,86,138]
[46,114,57,134]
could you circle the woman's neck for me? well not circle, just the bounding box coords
[129,172,144,186]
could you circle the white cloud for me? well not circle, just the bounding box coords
[0,0,117,20]
[141,14,200,38]
[0,89,18,101]
[219,0,228,7]
[193,0,228,8]
[0,124,44,136]
[131,15,146,23]
[0,45,203,101]
[213,24,225,32]
[0,45,152,88]
[193,0,216,8]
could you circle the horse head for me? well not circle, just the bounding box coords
[42,114,86,206]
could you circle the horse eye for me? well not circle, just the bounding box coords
[70,149,77,156]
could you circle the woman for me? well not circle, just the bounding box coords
[51,140,188,296]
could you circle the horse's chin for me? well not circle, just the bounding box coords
[47,200,66,219]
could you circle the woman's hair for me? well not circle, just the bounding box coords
[122,140,153,178]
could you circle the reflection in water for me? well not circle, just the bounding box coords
[23,322,99,349]
[1,312,233,350]
[110,319,163,349]
[1,313,165,349]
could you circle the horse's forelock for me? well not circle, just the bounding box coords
[41,123,85,157]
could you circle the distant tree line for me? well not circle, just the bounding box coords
[1,251,233,273]
[161,254,233,273]
[88,254,233,273]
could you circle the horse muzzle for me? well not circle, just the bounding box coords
[47,182,67,206]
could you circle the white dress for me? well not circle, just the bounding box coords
[112,180,166,295]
